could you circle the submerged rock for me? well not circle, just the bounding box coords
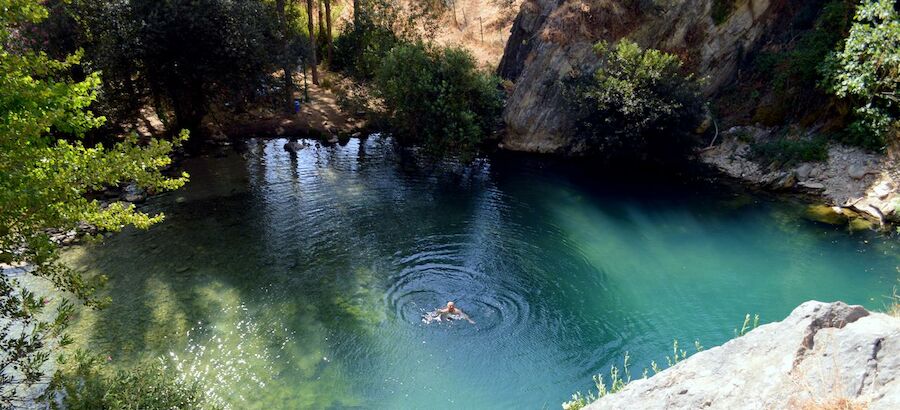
[804,205,849,225]
[587,301,900,409]
[284,140,305,153]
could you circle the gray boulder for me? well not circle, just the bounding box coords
[587,301,900,409]
[849,164,868,180]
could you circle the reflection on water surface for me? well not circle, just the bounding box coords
[62,137,900,409]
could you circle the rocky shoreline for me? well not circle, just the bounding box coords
[586,301,900,409]
[702,126,899,229]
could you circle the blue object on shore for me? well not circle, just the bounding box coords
[293,99,301,113]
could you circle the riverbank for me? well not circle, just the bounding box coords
[584,300,900,409]
[702,126,899,229]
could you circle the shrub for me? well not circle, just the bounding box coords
[750,134,829,166]
[51,352,213,410]
[373,42,502,154]
[568,40,704,161]
[332,24,399,79]
[820,0,899,151]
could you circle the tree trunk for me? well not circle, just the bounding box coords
[353,0,360,30]
[306,0,319,85]
[324,0,333,65]
[317,0,326,46]
[276,0,294,111]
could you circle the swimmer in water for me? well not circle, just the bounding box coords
[436,301,475,324]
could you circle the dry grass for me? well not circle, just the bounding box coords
[888,287,900,318]
[797,397,867,410]
[432,0,523,68]
[789,330,870,410]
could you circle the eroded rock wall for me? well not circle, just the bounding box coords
[585,301,900,409]
[498,0,792,154]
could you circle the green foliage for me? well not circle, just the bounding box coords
[332,0,446,79]
[750,135,829,166]
[0,0,187,405]
[821,0,900,151]
[373,42,502,154]
[65,0,281,138]
[562,352,632,410]
[755,0,854,94]
[568,40,704,161]
[51,352,212,410]
[734,313,761,337]
[332,23,399,79]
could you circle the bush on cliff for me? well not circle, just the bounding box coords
[568,40,704,161]
[820,0,899,151]
[373,42,502,154]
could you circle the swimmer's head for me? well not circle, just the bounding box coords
[446,301,456,310]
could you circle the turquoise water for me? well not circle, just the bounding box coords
[63,137,900,409]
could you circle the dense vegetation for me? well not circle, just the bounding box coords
[332,0,501,155]
[0,0,186,405]
[821,0,899,151]
[568,40,704,161]
[30,0,292,148]
[374,43,502,154]
[1,0,898,407]
[50,353,210,410]
[721,0,898,161]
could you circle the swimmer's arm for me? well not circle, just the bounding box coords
[460,311,476,324]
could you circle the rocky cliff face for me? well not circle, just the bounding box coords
[498,0,795,154]
[586,301,900,409]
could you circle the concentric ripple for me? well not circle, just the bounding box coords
[387,235,533,336]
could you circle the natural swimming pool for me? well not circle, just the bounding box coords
[62,137,900,409]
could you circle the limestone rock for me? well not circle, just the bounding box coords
[849,164,868,180]
[499,0,787,153]
[122,184,146,203]
[798,181,825,190]
[796,163,813,180]
[587,301,900,410]
[701,133,893,224]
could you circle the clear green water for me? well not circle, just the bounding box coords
[62,137,900,409]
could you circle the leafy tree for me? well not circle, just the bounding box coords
[50,352,212,410]
[332,0,443,79]
[568,40,704,160]
[821,0,899,151]
[374,42,502,154]
[0,0,187,405]
[67,0,281,145]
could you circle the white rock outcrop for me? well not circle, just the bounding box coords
[587,301,900,410]
[701,126,899,224]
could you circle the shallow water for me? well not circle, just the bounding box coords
[62,137,900,409]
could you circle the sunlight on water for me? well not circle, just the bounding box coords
[166,302,288,409]
[60,136,900,409]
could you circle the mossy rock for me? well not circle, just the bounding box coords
[848,217,875,232]
[804,204,849,225]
